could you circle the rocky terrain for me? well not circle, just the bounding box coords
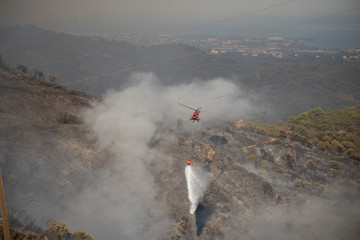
[0,64,359,239]
[152,122,360,239]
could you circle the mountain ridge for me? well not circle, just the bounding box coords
[1,25,359,123]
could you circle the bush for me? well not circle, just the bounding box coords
[308,107,324,118]
[318,141,326,150]
[17,64,28,73]
[72,231,94,240]
[330,160,339,169]
[306,159,316,169]
[47,220,69,239]
[247,154,256,161]
[292,178,304,189]
[286,153,296,170]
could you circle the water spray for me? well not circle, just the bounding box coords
[185,165,209,214]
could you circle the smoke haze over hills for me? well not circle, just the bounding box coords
[0,0,359,48]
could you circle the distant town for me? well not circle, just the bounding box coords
[80,33,360,64]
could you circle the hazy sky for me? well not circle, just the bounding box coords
[1,0,359,47]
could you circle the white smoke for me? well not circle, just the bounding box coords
[62,72,254,239]
[249,198,360,240]
[185,165,210,214]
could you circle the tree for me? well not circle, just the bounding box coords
[287,116,297,124]
[33,70,45,81]
[17,64,28,73]
[72,231,94,240]
[48,74,58,83]
[47,220,70,240]
[308,107,324,118]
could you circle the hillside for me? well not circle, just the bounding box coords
[0,25,238,95]
[0,60,112,238]
[243,106,360,160]
[0,61,359,239]
[1,25,360,123]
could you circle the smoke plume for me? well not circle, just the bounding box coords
[57,72,252,239]
[249,198,360,240]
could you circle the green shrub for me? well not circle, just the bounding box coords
[306,159,316,169]
[72,231,94,240]
[330,160,339,169]
[247,154,256,161]
[47,220,69,239]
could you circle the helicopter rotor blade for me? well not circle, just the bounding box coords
[178,103,197,111]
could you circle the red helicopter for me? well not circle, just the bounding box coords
[178,103,201,122]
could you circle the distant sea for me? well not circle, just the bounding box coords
[281,28,360,49]
[195,23,360,49]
